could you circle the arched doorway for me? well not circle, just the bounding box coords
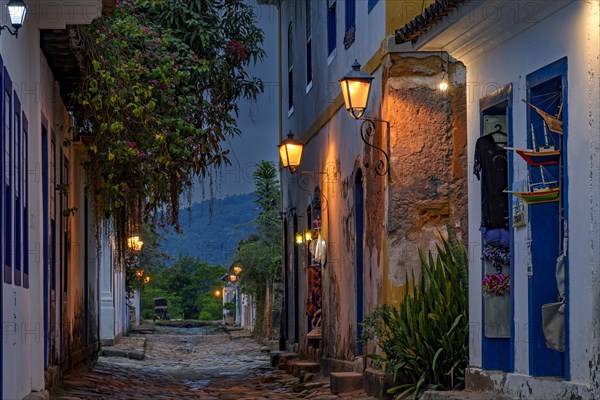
[354,169,364,355]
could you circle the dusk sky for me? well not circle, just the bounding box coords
[193,1,279,201]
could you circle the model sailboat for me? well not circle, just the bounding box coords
[505,124,560,166]
[506,166,560,204]
[522,99,563,134]
[505,124,560,205]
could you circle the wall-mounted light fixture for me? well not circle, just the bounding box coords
[295,229,313,245]
[233,264,243,275]
[304,229,313,242]
[2,0,27,37]
[278,131,304,173]
[278,131,327,175]
[438,52,449,92]
[127,235,144,251]
[340,60,390,176]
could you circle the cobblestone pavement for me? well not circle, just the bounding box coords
[54,326,378,400]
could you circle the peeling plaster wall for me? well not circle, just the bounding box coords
[281,67,387,365]
[382,53,467,305]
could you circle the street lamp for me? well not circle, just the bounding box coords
[233,264,242,275]
[278,131,304,174]
[339,60,390,176]
[339,60,374,120]
[127,235,144,251]
[3,0,27,37]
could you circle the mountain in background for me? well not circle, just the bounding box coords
[159,193,258,266]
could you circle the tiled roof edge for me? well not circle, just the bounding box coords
[395,0,467,44]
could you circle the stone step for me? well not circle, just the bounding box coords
[330,372,363,394]
[274,352,299,371]
[291,361,321,376]
[269,350,297,367]
[23,390,50,400]
[423,390,514,400]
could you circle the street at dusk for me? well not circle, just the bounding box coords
[2,1,600,400]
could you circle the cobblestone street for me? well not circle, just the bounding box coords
[53,326,377,400]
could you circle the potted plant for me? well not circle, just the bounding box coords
[223,300,236,325]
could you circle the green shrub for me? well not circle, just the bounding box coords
[362,231,469,399]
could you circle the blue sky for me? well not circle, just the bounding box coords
[193,1,279,202]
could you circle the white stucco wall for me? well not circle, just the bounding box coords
[1,2,105,397]
[459,1,599,394]
[281,0,385,141]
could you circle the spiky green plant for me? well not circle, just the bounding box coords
[362,230,469,399]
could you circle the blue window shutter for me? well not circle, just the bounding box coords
[345,0,355,32]
[368,0,379,13]
[327,2,336,56]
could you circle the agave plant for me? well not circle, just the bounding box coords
[362,230,469,399]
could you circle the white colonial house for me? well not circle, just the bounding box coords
[0,1,120,399]
[396,0,600,398]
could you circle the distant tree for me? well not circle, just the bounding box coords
[141,254,226,320]
[235,161,281,337]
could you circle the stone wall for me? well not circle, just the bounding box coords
[382,52,467,304]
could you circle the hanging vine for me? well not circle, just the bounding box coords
[70,0,265,259]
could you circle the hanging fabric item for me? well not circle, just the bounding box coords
[482,243,510,266]
[481,226,510,247]
[474,134,509,229]
[542,300,565,352]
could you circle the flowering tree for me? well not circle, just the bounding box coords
[72,0,264,256]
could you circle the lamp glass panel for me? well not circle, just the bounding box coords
[8,3,26,27]
[279,142,303,168]
[347,80,371,111]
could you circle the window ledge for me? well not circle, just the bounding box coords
[327,48,337,66]
[306,81,313,94]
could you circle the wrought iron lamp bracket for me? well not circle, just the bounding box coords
[0,25,18,37]
[359,116,390,176]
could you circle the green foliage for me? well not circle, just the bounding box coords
[234,161,281,336]
[198,292,224,321]
[141,254,226,320]
[362,231,469,399]
[223,299,236,314]
[72,0,265,257]
[235,162,281,293]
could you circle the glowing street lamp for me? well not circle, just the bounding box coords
[278,131,304,173]
[127,235,144,251]
[339,60,374,120]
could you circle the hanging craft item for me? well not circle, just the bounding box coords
[505,164,560,205]
[522,99,563,134]
[506,123,560,166]
[482,273,510,297]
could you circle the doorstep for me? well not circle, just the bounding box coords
[423,390,513,400]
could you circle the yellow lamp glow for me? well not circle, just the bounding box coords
[304,230,313,242]
[214,289,221,297]
[135,269,144,277]
[295,232,304,244]
[229,274,237,283]
[127,235,144,251]
[339,60,374,120]
[144,275,150,284]
[233,265,242,275]
[278,131,304,173]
